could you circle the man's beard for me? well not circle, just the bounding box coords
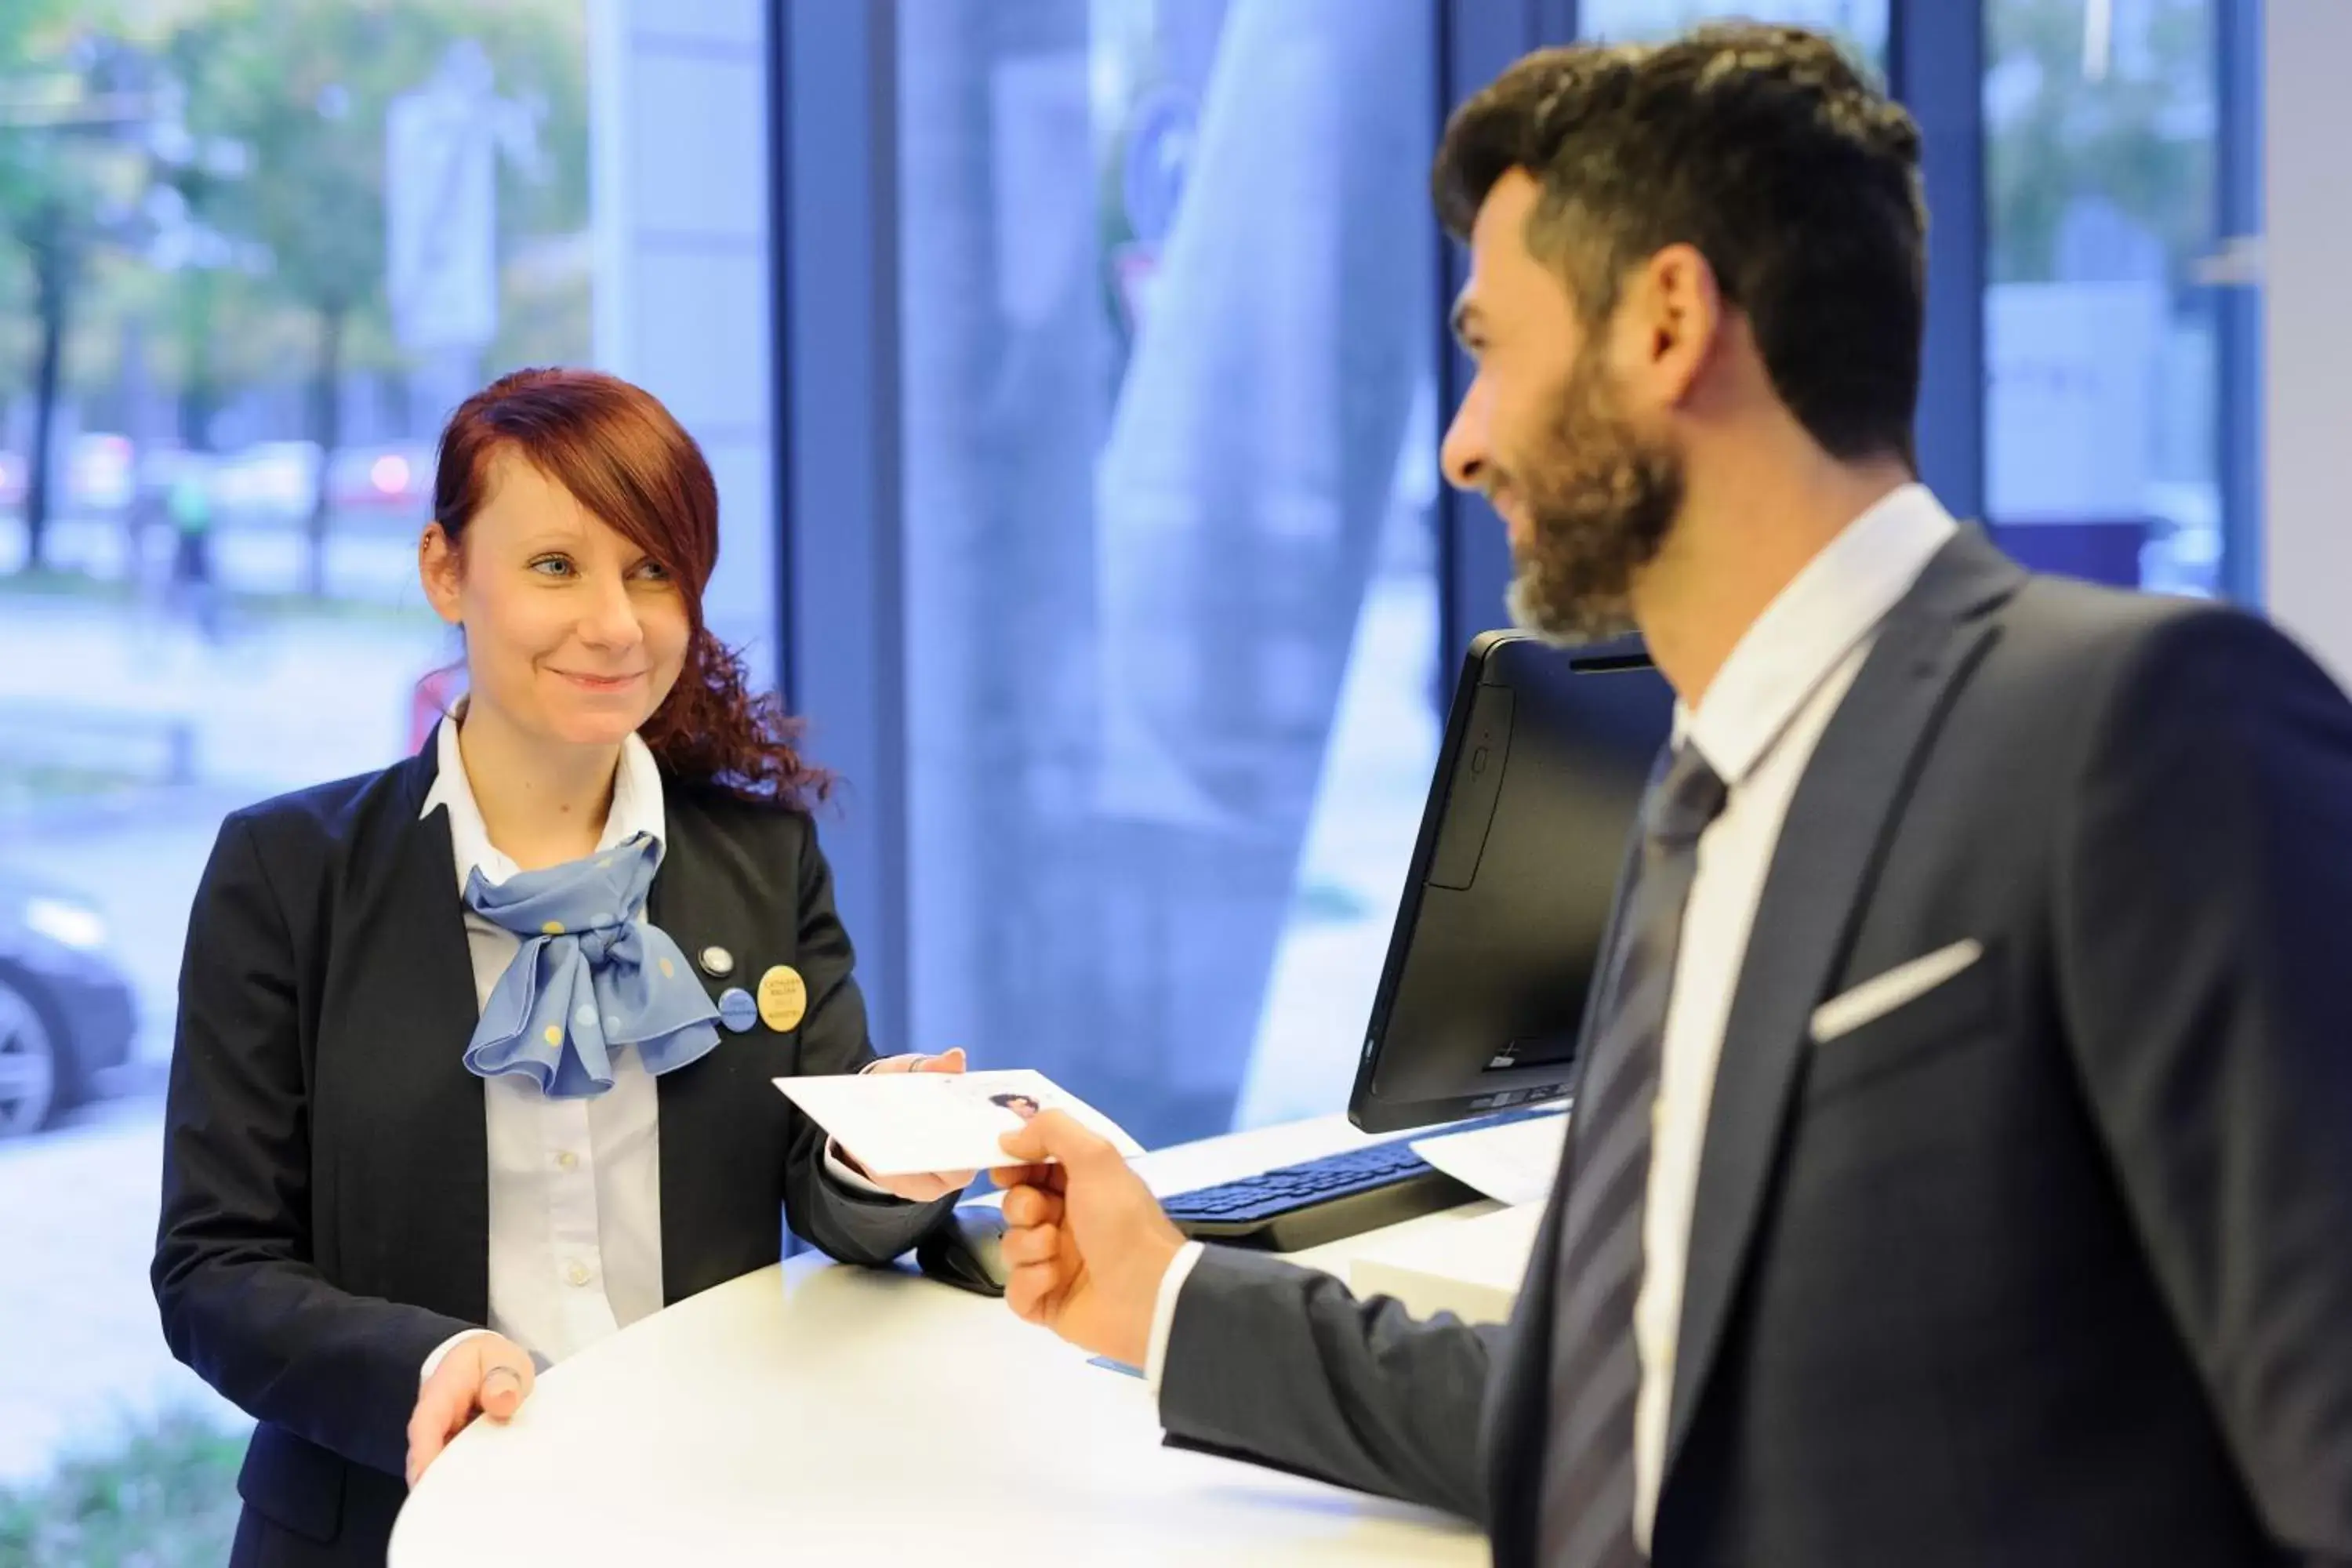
[1501,347,1685,645]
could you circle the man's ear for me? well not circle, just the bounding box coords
[1624,241,1726,408]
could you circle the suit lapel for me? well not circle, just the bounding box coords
[646,793,749,1302]
[1483,822,1648,1563]
[1659,529,2024,1484]
[355,734,492,1321]
[1482,1160,1573,1566]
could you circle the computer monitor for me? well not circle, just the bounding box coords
[1347,630,1673,1135]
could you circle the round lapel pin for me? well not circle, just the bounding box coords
[699,945,735,979]
[717,987,758,1033]
[756,964,808,1033]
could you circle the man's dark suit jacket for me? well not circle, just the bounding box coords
[1160,530,2352,1566]
[152,735,955,1566]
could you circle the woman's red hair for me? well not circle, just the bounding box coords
[431,367,829,808]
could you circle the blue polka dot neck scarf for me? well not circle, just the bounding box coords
[459,833,720,1098]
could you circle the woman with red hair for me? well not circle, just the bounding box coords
[154,368,972,1567]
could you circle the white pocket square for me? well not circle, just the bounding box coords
[1811,939,1984,1044]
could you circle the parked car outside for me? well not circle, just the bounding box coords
[0,873,139,1138]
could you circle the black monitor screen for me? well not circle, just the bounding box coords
[1347,631,1672,1134]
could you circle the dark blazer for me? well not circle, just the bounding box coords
[1158,529,2352,1566]
[152,732,956,1566]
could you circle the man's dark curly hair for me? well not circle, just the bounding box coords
[1432,24,1926,466]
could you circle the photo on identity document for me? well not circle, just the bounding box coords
[774,1068,1146,1177]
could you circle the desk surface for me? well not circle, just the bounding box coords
[390,1114,1497,1567]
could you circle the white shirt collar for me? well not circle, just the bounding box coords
[419,712,668,890]
[1675,482,1959,787]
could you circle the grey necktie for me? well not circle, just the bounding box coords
[1540,742,1728,1567]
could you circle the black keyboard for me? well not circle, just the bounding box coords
[1161,1105,1565,1254]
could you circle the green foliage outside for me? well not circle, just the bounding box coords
[0,1408,252,1568]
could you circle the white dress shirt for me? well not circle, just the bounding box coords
[420,718,673,1373]
[418,717,887,1381]
[1148,484,1961,1547]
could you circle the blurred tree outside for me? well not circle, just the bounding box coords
[0,0,152,573]
[1986,0,2214,285]
[1,0,587,595]
[165,0,586,594]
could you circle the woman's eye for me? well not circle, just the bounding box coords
[530,556,575,578]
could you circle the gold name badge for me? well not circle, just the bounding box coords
[757,965,808,1033]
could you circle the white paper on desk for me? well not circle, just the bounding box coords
[773,1069,1144,1177]
[1410,1109,1570,1207]
[1349,1200,1547,1326]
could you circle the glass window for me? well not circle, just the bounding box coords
[895,0,1443,1149]
[0,0,775,1548]
[1984,0,2249,595]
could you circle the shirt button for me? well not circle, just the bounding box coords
[556,1150,579,1171]
[567,1261,592,1287]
